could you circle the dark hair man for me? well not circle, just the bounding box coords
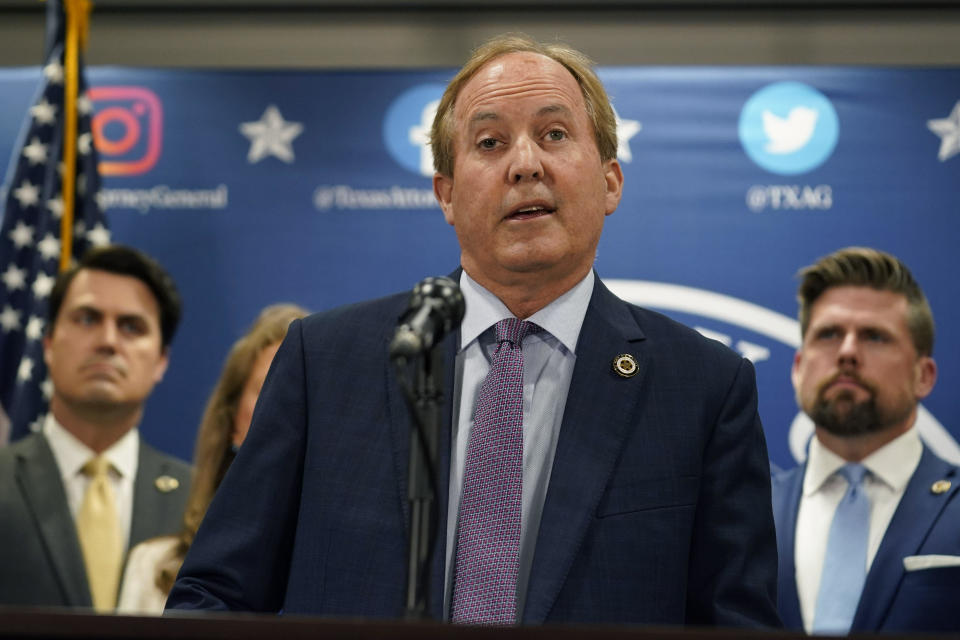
[168,34,779,627]
[0,245,190,611]
[773,246,959,634]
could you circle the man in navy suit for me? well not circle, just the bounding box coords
[167,33,779,627]
[773,247,960,634]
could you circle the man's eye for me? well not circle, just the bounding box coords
[76,310,97,326]
[815,328,839,340]
[119,318,147,335]
[478,138,499,150]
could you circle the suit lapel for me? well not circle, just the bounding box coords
[15,435,91,607]
[129,442,182,548]
[852,447,959,631]
[772,465,805,630]
[522,279,646,623]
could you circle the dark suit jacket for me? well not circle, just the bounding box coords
[772,445,960,633]
[167,277,779,627]
[0,432,191,608]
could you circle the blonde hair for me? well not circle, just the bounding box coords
[430,33,618,177]
[154,303,309,593]
[797,247,934,356]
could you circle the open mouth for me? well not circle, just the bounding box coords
[506,203,556,220]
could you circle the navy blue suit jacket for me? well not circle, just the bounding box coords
[772,445,960,633]
[167,276,779,627]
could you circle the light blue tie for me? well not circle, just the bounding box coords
[812,463,871,635]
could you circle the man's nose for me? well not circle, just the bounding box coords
[837,331,859,366]
[95,321,119,352]
[509,136,543,183]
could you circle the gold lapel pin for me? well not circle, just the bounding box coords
[155,475,180,493]
[612,354,639,378]
[931,480,952,495]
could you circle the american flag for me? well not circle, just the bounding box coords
[0,0,110,445]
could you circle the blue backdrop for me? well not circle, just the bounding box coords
[1,65,958,468]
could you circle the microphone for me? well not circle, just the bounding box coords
[389,276,465,360]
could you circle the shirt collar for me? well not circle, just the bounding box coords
[458,269,594,354]
[43,413,139,481]
[803,423,922,495]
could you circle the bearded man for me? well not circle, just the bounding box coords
[773,246,960,635]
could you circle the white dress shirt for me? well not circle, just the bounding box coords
[795,426,922,632]
[443,269,594,620]
[43,413,140,552]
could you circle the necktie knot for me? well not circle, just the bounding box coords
[494,318,540,347]
[82,456,112,479]
[838,463,868,492]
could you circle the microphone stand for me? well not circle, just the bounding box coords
[394,343,444,621]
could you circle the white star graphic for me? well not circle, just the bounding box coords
[48,196,64,219]
[8,221,35,249]
[1,265,27,291]
[94,191,107,212]
[74,221,86,238]
[37,234,60,262]
[86,223,111,247]
[25,316,45,342]
[78,132,92,155]
[41,378,54,400]
[0,305,22,333]
[22,137,49,165]
[43,60,64,84]
[30,98,57,125]
[928,101,960,162]
[13,180,40,209]
[17,358,34,383]
[13,181,40,209]
[78,93,92,116]
[614,108,642,163]
[33,272,55,299]
[239,105,304,164]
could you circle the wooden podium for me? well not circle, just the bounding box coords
[0,608,941,640]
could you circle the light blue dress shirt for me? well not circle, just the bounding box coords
[443,269,594,620]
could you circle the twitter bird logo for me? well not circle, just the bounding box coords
[763,106,819,154]
[739,82,839,175]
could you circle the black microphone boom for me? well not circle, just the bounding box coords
[389,276,465,360]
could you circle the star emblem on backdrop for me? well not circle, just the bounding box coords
[614,109,642,163]
[239,105,304,164]
[927,101,960,162]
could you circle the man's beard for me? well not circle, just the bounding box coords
[810,392,882,437]
[808,372,911,438]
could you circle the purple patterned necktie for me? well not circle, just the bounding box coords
[451,318,539,625]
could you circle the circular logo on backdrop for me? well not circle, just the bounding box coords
[738,81,839,175]
[382,84,446,177]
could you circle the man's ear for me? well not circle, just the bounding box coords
[791,349,803,394]
[153,347,170,384]
[42,333,53,369]
[914,355,937,400]
[603,158,624,216]
[433,172,455,225]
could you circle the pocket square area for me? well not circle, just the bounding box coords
[903,555,960,571]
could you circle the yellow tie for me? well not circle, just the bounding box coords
[77,456,122,611]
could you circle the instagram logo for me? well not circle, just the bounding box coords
[89,86,162,176]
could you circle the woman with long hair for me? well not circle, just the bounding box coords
[117,303,308,613]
